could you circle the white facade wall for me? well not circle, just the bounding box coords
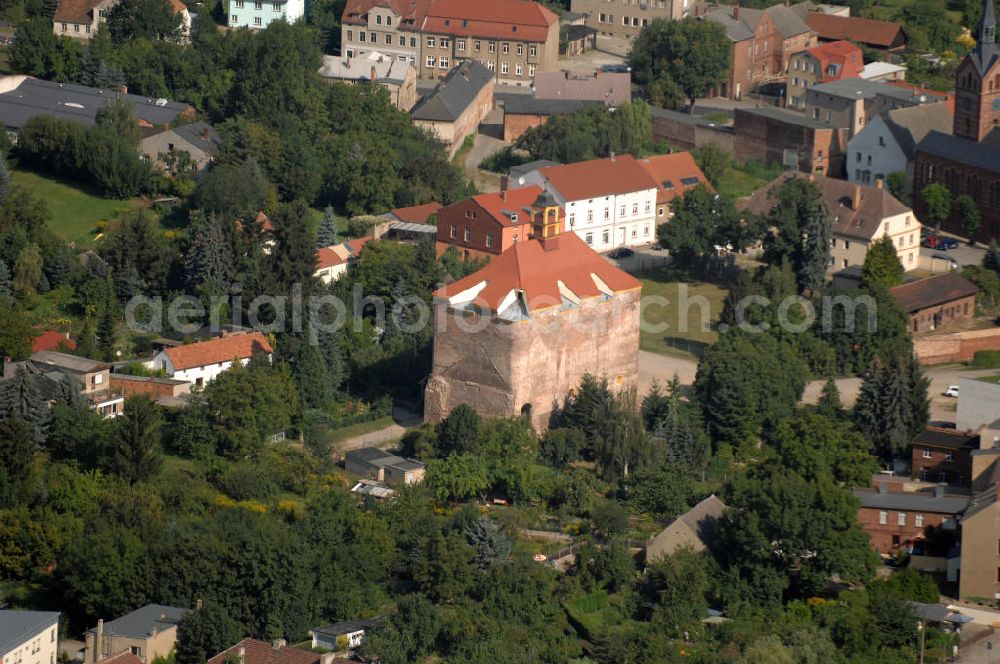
[1,618,58,664]
[519,174,656,251]
[146,353,258,388]
[846,115,908,186]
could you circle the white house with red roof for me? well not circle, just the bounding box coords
[145,332,272,388]
[518,154,660,251]
[314,237,371,284]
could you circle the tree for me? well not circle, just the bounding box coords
[0,302,34,360]
[59,523,150,621]
[860,235,905,291]
[921,183,951,230]
[540,427,585,468]
[985,239,1000,275]
[105,0,183,44]
[435,404,481,457]
[767,414,878,486]
[628,18,731,110]
[13,243,43,295]
[191,162,269,223]
[886,172,909,205]
[816,378,843,419]
[175,603,243,664]
[97,301,117,361]
[425,454,489,503]
[290,331,333,410]
[762,178,830,293]
[0,260,11,304]
[185,211,234,294]
[692,142,728,186]
[658,184,740,269]
[0,417,38,482]
[644,547,711,637]
[96,95,141,145]
[464,517,511,569]
[108,395,163,483]
[854,353,927,459]
[0,367,50,443]
[957,193,982,242]
[0,158,11,205]
[269,200,319,295]
[316,204,338,248]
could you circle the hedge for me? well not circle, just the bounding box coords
[971,350,1000,368]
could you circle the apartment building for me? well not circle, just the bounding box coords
[340,0,559,85]
[804,78,944,138]
[570,0,690,40]
[0,611,59,664]
[786,40,863,109]
[228,0,303,29]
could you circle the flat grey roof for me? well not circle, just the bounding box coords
[0,611,59,655]
[0,76,189,131]
[87,604,189,638]
[808,78,929,103]
[503,96,603,116]
[30,350,106,373]
[736,106,842,129]
[918,130,1000,173]
[853,488,970,514]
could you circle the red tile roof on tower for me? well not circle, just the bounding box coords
[805,13,905,48]
[434,231,641,318]
[540,155,660,201]
[637,153,711,206]
[342,0,434,28]
[468,186,546,226]
[420,0,558,41]
[806,40,864,82]
[390,202,442,223]
[164,332,272,371]
[207,640,320,664]
[32,330,76,353]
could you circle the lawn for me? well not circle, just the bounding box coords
[13,169,139,247]
[327,415,396,444]
[713,164,771,200]
[639,267,729,360]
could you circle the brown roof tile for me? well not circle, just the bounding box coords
[540,155,660,201]
[341,0,433,28]
[164,332,272,371]
[890,273,980,314]
[637,152,711,205]
[207,640,320,664]
[53,0,93,24]
[389,202,442,223]
[805,13,904,48]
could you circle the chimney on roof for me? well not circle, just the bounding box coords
[95,619,104,663]
[852,186,863,210]
[238,648,245,664]
[933,485,945,498]
[733,3,739,20]
[877,482,888,494]
[371,65,378,81]
[610,150,616,162]
[272,640,286,651]
[195,599,203,610]
[500,174,509,201]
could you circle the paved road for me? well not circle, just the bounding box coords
[332,404,422,455]
[463,110,504,193]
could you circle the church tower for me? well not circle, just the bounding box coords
[528,189,562,242]
[954,0,1000,141]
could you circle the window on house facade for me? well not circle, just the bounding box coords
[457,40,465,51]
[230,15,237,23]
[604,207,610,219]
[632,202,638,215]
[620,205,626,216]
[450,224,457,238]
[489,41,496,53]
[359,31,366,41]
[485,233,493,248]
[474,40,481,51]
[61,22,67,30]
[427,36,435,47]
[441,38,450,48]
[585,233,593,245]
[923,448,932,459]
[501,62,509,74]
[410,37,416,47]
[529,45,537,57]
[516,64,523,76]
[602,230,609,244]
[516,44,523,56]
[915,514,924,528]
[879,511,888,525]
[386,15,392,25]
[376,14,382,24]
[587,210,593,222]
[426,56,436,67]
[502,42,509,54]
[464,227,471,242]
[529,64,536,77]
[897,513,906,526]
[384,33,391,44]
[946,451,954,461]
[440,57,449,69]
[74,23,79,31]
[568,213,575,227]
[486,61,495,71]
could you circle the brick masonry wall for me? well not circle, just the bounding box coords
[503,113,549,142]
[651,115,734,154]
[424,288,641,430]
[913,327,1000,364]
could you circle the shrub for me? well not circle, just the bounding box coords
[215,462,278,501]
[972,350,1000,369]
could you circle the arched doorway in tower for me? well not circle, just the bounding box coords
[520,403,532,420]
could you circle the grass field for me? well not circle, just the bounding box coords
[13,169,138,247]
[714,165,772,200]
[639,268,728,359]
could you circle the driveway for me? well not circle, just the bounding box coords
[921,243,985,267]
[464,110,504,192]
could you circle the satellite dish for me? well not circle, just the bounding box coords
[517,176,525,186]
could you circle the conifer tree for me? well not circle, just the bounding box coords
[0,367,50,443]
[854,355,919,459]
[316,204,338,249]
[293,329,333,410]
[76,317,99,360]
[816,378,843,419]
[0,157,12,205]
[907,353,930,441]
[185,212,234,293]
[97,301,117,361]
[0,260,12,304]
[114,263,145,303]
[55,376,90,410]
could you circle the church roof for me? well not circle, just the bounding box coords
[968,0,999,74]
[918,130,1000,172]
[432,232,641,321]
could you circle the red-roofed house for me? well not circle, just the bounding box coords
[385,202,442,224]
[145,332,273,388]
[31,330,76,353]
[340,0,560,85]
[207,640,320,664]
[424,192,641,430]
[314,237,371,283]
[435,186,547,259]
[787,41,864,109]
[637,152,711,224]
[805,12,906,51]
[519,154,660,251]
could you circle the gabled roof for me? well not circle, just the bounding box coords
[637,152,710,205]
[805,12,904,47]
[163,332,272,371]
[316,245,350,270]
[99,652,144,664]
[738,172,911,241]
[532,70,631,106]
[388,202,442,223]
[961,485,1000,520]
[764,3,813,39]
[341,0,433,28]
[917,130,1000,173]
[433,232,641,320]
[318,53,414,85]
[411,61,493,123]
[539,154,660,201]
[702,4,811,41]
[420,0,558,41]
[646,495,727,559]
[207,640,320,664]
[87,605,189,639]
[0,611,59,655]
[890,273,980,313]
[459,186,544,227]
[808,77,932,103]
[803,40,864,82]
[153,121,221,157]
[913,427,980,450]
[879,103,953,160]
[53,0,93,23]
[853,488,970,514]
[30,350,107,373]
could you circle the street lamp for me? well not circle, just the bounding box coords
[916,620,926,664]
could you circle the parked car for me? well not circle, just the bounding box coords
[607,247,634,259]
[937,237,959,250]
[922,235,942,249]
[932,253,959,270]
[943,385,959,397]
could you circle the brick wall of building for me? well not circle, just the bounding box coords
[503,112,549,142]
[911,445,974,485]
[913,150,1000,242]
[913,327,1000,364]
[907,294,977,334]
[650,114,734,153]
[110,374,191,399]
[857,506,951,554]
[424,289,640,430]
[733,109,848,176]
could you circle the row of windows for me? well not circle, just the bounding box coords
[920,447,956,460]
[877,511,925,527]
[346,30,538,57]
[449,225,496,248]
[424,58,535,77]
[583,224,651,246]
[60,22,91,33]
[232,14,263,25]
[233,1,280,9]
[598,0,668,7]
[596,13,651,27]
[791,59,818,73]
